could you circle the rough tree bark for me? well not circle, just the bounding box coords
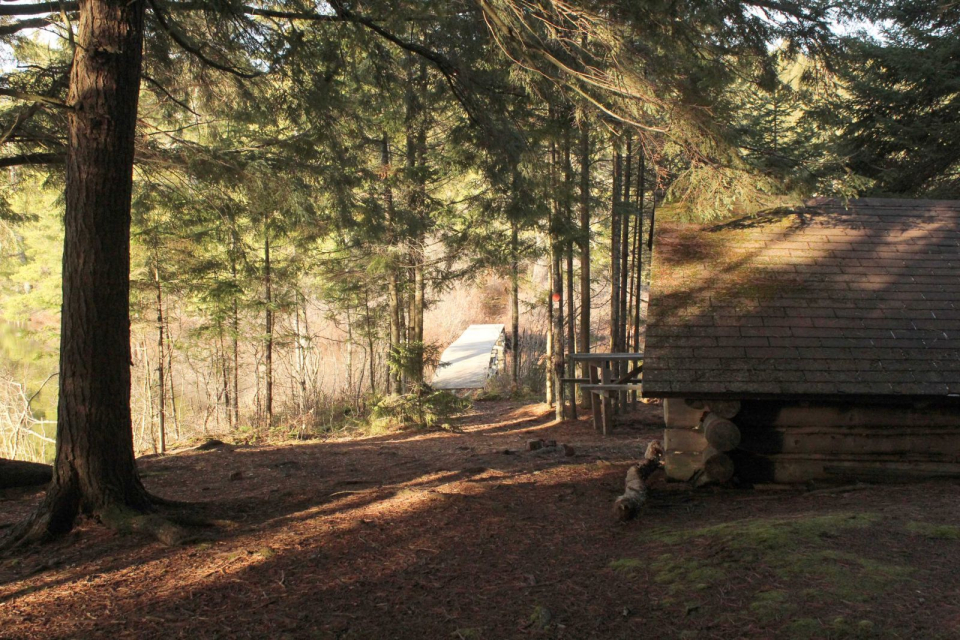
[2,0,190,549]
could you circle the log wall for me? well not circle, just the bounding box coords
[662,398,960,483]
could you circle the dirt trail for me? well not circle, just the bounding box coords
[2,400,959,639]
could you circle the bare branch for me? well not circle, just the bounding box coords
[142,74,201,116]
[146,0,261,79]
[0,152,64,168]
[0,88,70,109]
[0,17,56,36]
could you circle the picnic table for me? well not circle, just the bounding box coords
[566,352,643,435]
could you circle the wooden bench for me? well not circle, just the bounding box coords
[568,353,643,435]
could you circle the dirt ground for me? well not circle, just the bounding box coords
[2,400,960,639]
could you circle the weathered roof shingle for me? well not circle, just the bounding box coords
[643,198,960,398]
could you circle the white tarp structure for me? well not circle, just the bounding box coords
[431,324,506,390]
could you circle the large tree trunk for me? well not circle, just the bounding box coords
[3,0,174,546]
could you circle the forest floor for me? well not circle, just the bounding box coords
[2,400,960,639]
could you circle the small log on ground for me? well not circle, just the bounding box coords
[702,413,741,452]
[614,441,665,521]
[0,458,52,489]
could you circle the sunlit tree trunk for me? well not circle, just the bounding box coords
[10,0,152,542]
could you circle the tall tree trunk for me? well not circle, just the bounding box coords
[633,153,645,354]
[389,276,402,394]
[406,53,428,387]
[296,291,310,416]
[345,308,354,399]
[362,287,377,395]
[552,241,564,421]
[412,256,424,384]
[263,230,273,429]
[154,264,166,454]
[6,0,158,545]
[218,323,230,431]
[620,133,632,356]
[563,123,577,419]
[551,133,565,422]
[231,234,240,430]
[578,121,591,409]
[511,219,520,384]
[381,134,402,395]
[165,315,180,441]
[609,136,622,354]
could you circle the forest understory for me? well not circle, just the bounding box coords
[2,400,959,640]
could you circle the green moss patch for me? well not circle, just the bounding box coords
[905,521,960,540]
[634,513,912,638]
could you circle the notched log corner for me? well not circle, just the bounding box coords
[614,441,665,522]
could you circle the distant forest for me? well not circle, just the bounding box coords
[1,0,957,462]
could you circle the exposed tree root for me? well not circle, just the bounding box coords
[614,441,665,521]
[1,492,214,554]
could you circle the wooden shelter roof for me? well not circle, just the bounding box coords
[643,198,960,399]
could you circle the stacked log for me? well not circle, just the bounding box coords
[662,398,741,485]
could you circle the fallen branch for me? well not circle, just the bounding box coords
[613,441,665,521]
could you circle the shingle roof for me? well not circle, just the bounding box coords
[642,198,960,398]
